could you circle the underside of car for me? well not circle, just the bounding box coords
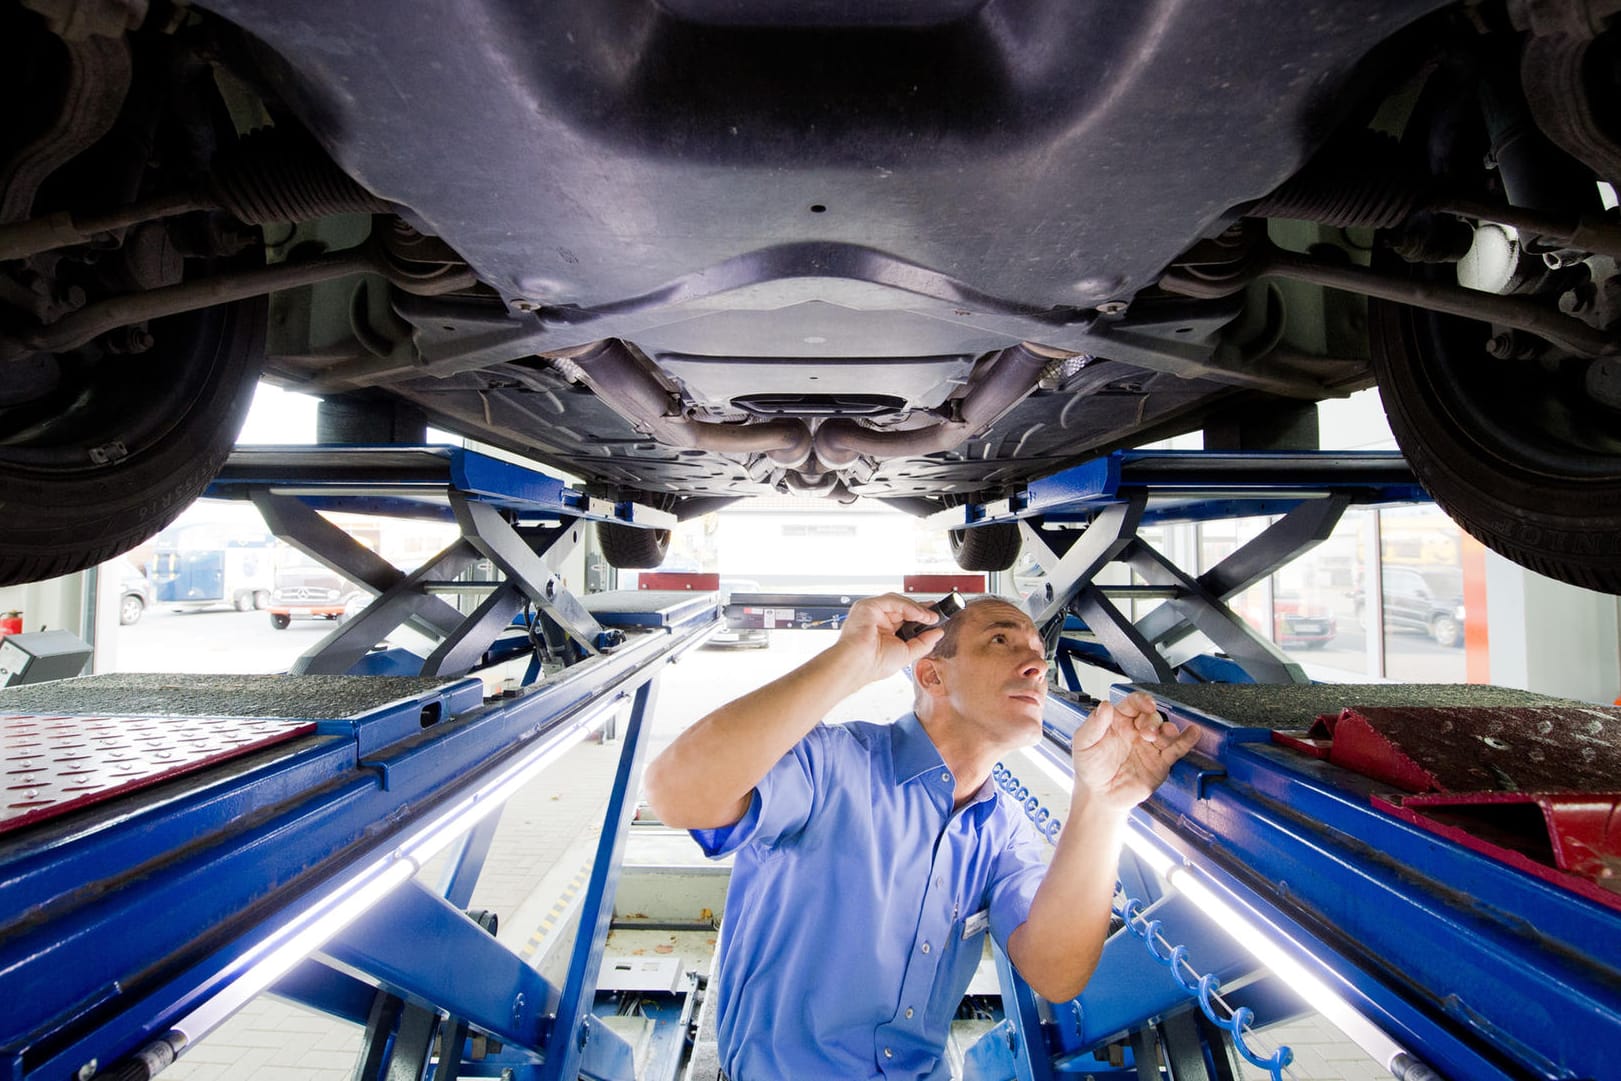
[2,0,1618,588]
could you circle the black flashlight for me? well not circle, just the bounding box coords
[897,590,967,641]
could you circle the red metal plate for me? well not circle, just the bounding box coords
[903,574,985,593]
[1282,704,1621,909]
[636,572,720,591]
[1,713,317,836]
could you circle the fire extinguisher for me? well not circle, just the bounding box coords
[0,611,20,637]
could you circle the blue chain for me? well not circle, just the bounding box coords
[991,764,1292,1079]
[1116,893,1294,1079]
[990,762,1063,843]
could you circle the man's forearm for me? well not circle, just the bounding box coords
[1006,796,1127,1003]
[642,642,872,829]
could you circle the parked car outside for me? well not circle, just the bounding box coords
[1354,566,1467,648]
[267,555,363,630]
[1384,567,1467,648]
[116,560,156,626]
[1272,593,1337,650]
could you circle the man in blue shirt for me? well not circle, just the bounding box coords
[643,593,1199,1080]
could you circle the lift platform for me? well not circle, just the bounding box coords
[3,447,1617,1081]
[0,446,719,1081]
[716,451,1621,1081]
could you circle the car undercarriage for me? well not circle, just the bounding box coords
[2,0,1618,589]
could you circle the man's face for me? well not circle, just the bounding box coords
[921,600,1048,748]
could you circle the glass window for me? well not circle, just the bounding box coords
[1274,507,1371,675]
[1378,506,1468,681]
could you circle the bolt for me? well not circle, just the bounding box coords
[1485,332,1515,359]
[513,299,538,312]
[1096,301,1128,317]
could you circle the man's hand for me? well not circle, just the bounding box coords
[644,592,945,830]
[1070,690,1200,815]
[831,593,946,685]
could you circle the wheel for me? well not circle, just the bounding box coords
[0,299,267,588]
[253,590,270,610]
[119,594,145,626]
[234,592,254,612]
[270,613,291,629]
[1365,59,1621,593]
[598,522,671,569]
[949,522,1022,572]
[1430,613,1462,649]
[0,12,270,589]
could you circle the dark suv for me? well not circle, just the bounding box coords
[1379,566,1468,648]
[2,1,1618,596]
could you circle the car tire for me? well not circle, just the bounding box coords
[253,590,270,610]
[599,523,671,569]
[270,613,291,630]
[949,523,1022,572]
[119,594,145,626]
[1365,60,1621,594]
[1369,295,1621,595]
[234,592,254,612]
[1430,613,1462,649]
[0,299,268,588]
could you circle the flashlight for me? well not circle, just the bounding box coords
[897,590,966,641]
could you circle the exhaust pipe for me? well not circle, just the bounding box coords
[813,343,1051,469]
[559,340,813,468]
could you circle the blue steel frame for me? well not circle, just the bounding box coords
[980,450,1426,687]
[935,450,1620,1080]
[982,688,1621,1081]
[1,447,716,1081]
[0,627,706,1081]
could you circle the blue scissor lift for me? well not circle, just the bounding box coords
[1,446,1616,1081]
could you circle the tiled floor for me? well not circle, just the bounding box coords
[154,631,1387,1081]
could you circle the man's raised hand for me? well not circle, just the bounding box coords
[834,593,946,684]
[1069,690,1201,815]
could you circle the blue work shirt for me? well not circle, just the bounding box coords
[691,713,1049,1081]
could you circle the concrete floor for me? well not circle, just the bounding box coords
[146,630,1386,1081]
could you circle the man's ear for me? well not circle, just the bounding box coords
[914,656,949,699]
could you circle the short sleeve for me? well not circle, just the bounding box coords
[986,817,1050,950]
[687,728,823,858]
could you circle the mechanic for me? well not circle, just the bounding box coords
[642,593,1201,1081]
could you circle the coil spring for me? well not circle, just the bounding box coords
[210,130,394,225]
[1248,132,1423,229]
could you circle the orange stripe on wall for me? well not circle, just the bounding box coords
[1461,532,1490,683]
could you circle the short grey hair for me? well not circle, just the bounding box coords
[926,596,1034,659]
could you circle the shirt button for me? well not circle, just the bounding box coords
[905,1007,915,1019]
[921,942,931,954]
[940,772,950,782]
[884,1047,894,1059]
[934,876,943,888]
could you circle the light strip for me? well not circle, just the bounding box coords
[1019,744,1410,1072]
[169,695,625,1050]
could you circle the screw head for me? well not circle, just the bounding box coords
[1096,301,1128,317]
[512,299,538,312]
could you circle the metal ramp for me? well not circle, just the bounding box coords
[4,446,1618,1081]
[0,446,718,1081]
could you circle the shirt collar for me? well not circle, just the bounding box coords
[890,711,945,783]
[889,713,999,813]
